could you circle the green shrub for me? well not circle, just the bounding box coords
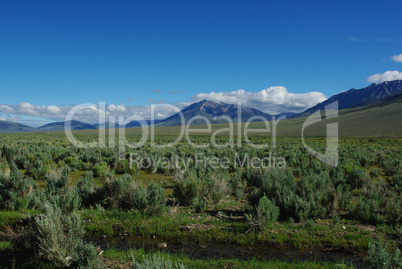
[248,169,341,222]
[209,173,229,205]
[100,174,165,215]
[46,185,82,214]
[332,215,341,226]
[133,187,147,213]
[64,156,82,170]
[45,167,81,214]
[101,173,138,209]
[173,171,202,206]
[229,173,246,200]
[367,239,401,269]
[77,171,101,208]
[393,173,402,186]
[173,169,228,208]
[246,195,279,230]
[92,161,108,177]
[11,203,105,268]
[304,219,315,229]
[295,172,335,221]
[351,196,381,224]
[45,165,70,192]
[336,184,353,211]
[0,163,41,211]
[193,197,207,213]
[346,166,369,189]
[0,159,10,177]
[146,182,165,216]
[393,173,402,195]
[248,169,300,222]
[385,198,401,225]
[115,159,137,175]
[369,168,382,178]
[350,181,386,224]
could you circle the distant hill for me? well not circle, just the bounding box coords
[0,121,36,133]
[126,119,163,128]
[298,80,402,117]
[93,122,120,129]
[38,120,97,131]
[158,100,274,126]
[273,90,402,137]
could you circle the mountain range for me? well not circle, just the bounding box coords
[1,80,401,133]
[297,80,402,118]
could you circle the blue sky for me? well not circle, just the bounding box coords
[0,0,401,126]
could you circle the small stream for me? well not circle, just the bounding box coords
[87,235,369,268]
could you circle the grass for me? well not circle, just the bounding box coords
[0,210,41,229]
[103,248,357,269]
[0,211,24,228]
[0,241,11,251]
[80,207,375,251]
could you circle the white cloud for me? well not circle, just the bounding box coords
[0,105,14,113]
[0,116,6,121]
[367,70,402,83]
[47,105,61,114]
[391,54,402,63]
[18,102,39,116]
[193,86,327,114]
[115,102,127,113]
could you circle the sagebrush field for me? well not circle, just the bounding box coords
[0,132,401,268]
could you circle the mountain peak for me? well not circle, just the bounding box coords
[158,99,271,126]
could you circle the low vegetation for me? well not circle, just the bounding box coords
[0,133,400,268]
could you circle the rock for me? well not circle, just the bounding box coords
[157,243,167,249]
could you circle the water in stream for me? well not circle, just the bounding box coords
[87,235,369,268]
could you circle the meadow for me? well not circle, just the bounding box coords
[0,132,400,268]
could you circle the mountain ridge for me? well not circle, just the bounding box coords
[0,121,37,133]
[1,80,401,133]
[157,99,277,126]
[297,80,402,117]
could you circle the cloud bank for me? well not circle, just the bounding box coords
[193,87,327,115]
[367,70,402,83]
[0,86,328,126]
[0,102,184,127]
